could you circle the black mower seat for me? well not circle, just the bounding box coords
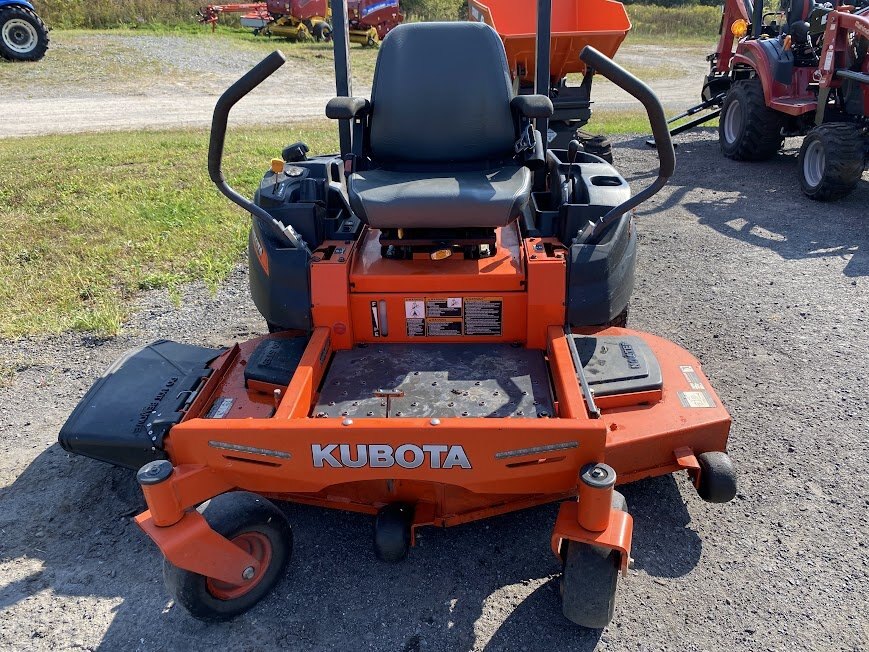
[349,167,531,229]
[345,21,533,230]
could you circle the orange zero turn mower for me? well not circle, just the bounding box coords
[59,0,737,628]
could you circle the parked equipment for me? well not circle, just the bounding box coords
[657,0,868,200]
[468,0,631,160]
[199,0,401,45]
[60,0,737,629]
[0,0,48,61]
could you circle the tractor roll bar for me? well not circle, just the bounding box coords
[535,0,552,156]
[208,50,310,252]
[330,0,353,155]
[576,46,676,243]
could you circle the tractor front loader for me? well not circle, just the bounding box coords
[657,0,868,200]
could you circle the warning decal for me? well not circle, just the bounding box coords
[679,365,705,390]
[678,391,716,409]
[404,297,502,337]
[464,297,503,336]
[206,397,234,419]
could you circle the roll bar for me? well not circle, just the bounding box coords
[330,0,353,156]
[576,46,676,243]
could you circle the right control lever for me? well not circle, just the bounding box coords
[575,46,676,244]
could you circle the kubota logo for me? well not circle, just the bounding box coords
[312,444,471,469]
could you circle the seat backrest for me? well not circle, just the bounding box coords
[368,22,516,164]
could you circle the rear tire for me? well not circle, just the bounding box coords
[163,492,292,622]
[560,491,626,629]
[0,6,49,62]
[798,124,865,201]
[719,79,784,161]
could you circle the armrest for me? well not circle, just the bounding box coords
[326,97,370,120]
[511,94,554,119]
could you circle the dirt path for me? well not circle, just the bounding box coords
[0,33,707,137]
[1,132,866,651]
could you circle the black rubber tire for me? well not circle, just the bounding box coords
[560,491,626,629]
[719,79,784,161]
[696,451,737,504]
[0,6,49,62]
[312,21,331,42]
[374,503,412,562]
[266,322,288,334]
[163,491,292,622]
[580,134,614,164]
[606,305,629,328]
[797,124,865,201]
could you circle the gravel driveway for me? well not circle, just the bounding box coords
[1,131,867,652]
[0,33,707,137]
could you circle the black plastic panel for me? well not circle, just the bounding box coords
[244,336,309,387]
[572,335,662,396]
[58,340,223,469]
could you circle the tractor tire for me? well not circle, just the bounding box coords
[0,5,49,62]
[312,21,332,42]
[798,124,865,201]
[163,491,292,622]
[719,79,784,161]
[560,491,626,629]
[580,134,614,164]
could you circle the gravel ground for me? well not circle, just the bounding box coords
[0,33,706,137]
[0,131,867,652]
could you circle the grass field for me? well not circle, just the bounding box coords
[0,110,652,338]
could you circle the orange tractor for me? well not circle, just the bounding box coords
[60,0,737,629]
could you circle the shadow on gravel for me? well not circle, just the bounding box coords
[1,442,705,649]
[618,132,868,277]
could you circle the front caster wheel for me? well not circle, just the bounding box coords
[374,503,413,562]
[695,451,737,503]
[560,491,626,629]
[163,491,292,622]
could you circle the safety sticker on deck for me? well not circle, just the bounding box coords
[206,397,234,419]
[679,365,705,390]
[464,297,503,336]
[405,297,502,336]
[678,391,716,409]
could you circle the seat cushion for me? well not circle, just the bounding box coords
[348,166,532,229]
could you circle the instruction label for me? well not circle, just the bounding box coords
[678,391,716,409]
[404,297,502,337]
[679,365,705,390]
[206,397,234,419]
[463,297,503,336]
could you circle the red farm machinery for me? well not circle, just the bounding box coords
[658,0,868,200]
[468,0,632,160]
[199,0,402,45]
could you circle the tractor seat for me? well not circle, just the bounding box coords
[332,22,537,230]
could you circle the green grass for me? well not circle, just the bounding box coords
[0,110,658,339]
[0,123,336,338]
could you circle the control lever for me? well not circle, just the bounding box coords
[575,47,675,245]
[208,51,311,255]
[566,139,581,204]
